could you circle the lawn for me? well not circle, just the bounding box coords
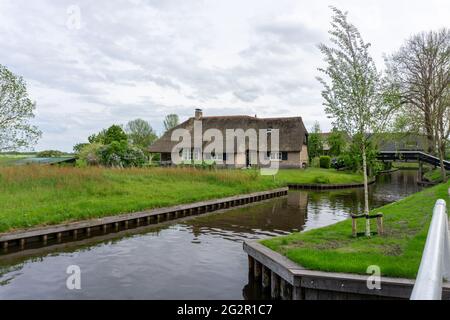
[0,166,364,233]
[275,168,364,185]
[0,166,283,233]
[261,180,450,279]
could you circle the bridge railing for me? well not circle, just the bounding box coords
[410,199,450,300]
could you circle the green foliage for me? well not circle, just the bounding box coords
[341,134,380,175]
[104,125,128,145]
[163,114,180,132]
[125,119,157,152]
[99,141,146,168]
[78,143,104,166]
[73,143,89,154]
[36,150,66,158]
[327,130,347,156]
[319,156,331,169]
[0,64,42,151]
[308,122,323,160]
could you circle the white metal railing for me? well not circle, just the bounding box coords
[410,199,450,300]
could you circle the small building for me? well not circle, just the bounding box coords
[149,109,309,168]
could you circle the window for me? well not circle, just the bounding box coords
[181,148,191,161]
[267,152,287,161]
[270,152,282,160]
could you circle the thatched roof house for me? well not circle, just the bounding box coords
[149,109,309,168]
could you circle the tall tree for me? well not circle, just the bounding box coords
[385,29,450,155]
[125,119,157,150]
[163,114,179,132]
[434,85,450,181]
[317,7,393,236]
[307,121,323,160]
[0,64,41,151]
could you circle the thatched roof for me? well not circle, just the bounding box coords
[149,115,308,153]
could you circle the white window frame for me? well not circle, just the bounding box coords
[182,148,192,161]
[270,152,282,161]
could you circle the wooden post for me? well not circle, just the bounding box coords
[124,221,129,229]
[280,279,292,300]
[377,214,384,235]
[42,234,48,244]
[292,286,303,300]
[57,232,62,242]
[352,217,357,237]
[136,218,140,226]
[271,271,280,299]
[254,260,262,279]
[115,222,119,231]
[20,238,25,250]
[262,265,271,291]
[248,256,254,275]
[418,161,423,182]
[73,230,77,240]
[86,227,91,237]
[147,216,151,224]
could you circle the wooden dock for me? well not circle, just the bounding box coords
[244,240,450,300]
[0,188,288,252]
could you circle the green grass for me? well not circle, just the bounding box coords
[0,166,283,233]
[261,181,450,279]
[0,166,363,233]
[423,168,449,183]
[275,168,363,185]
[392,162,420,169]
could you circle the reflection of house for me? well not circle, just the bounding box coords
[149,109,309,168]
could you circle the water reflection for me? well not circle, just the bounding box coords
[0,170,422,299]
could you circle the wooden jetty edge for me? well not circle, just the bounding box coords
[0,187,288,252]
[288,178,376,190]
[244,240,450,300]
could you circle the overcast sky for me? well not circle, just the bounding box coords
[0,0,449,151]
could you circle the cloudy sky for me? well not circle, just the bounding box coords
[0,0,449,151]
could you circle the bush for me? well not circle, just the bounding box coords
[319,156,331,169]
[79,143,103,166]
[311,157,321,168]
[36,150,65,158]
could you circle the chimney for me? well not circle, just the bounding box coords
[195,108,203,120]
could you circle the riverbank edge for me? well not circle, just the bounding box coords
[243,241,450,300]
[0,187,288,251]
[287,177,376,190]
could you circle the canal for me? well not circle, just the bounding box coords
[0,170,422,299]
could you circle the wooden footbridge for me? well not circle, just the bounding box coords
[377,150,450,170]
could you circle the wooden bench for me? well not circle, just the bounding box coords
[351,213,384,237]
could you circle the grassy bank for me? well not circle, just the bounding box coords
[275,168,363,185]
[0,166,363,233]
[0,166,283,233]
[261,181,450,279]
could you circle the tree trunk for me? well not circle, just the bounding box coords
[424,106,435,154]
[362,143,371,237]
[439,143,447,182]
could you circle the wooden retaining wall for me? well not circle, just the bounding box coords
[244,241,450,300]
[0,188,288,252]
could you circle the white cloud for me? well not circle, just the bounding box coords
[0,0,448,151]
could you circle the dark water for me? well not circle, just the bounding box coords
[0,170,422,299]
